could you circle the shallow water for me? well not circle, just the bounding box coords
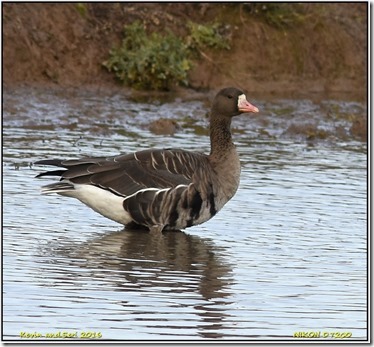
[3,88,367,341]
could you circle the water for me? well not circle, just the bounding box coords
[3,87,367,341]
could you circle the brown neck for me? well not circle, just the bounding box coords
[209,116,234,158]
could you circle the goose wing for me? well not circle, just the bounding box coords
[35,148,208,197]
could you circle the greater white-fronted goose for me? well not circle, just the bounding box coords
[35,87,259,232]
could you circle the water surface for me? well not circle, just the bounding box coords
[3,88,367,341]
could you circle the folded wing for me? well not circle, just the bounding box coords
[35,148,208,197]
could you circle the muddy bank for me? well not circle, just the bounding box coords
[3,3,368,99]
[3,84,367,144]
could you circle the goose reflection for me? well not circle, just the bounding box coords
[40,229,234,339]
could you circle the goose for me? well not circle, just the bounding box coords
[35,87,259,232]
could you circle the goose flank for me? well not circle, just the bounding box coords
[35,87,259,232]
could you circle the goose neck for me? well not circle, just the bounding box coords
[209,116,234,157]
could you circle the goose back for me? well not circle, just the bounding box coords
[36,148,208,197]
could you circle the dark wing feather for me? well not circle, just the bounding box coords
[35,149,208,197]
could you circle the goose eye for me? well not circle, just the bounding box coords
[227,95,233,99]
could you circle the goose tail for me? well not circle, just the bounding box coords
[40,182,75,195]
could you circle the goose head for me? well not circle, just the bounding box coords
[211,87,259,118]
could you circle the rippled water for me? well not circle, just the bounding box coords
[3,88,367,341]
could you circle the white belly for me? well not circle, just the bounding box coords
[60,184,131,225]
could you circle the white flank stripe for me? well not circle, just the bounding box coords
[59,183,131,225]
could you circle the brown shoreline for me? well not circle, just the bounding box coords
[3,3,368,101]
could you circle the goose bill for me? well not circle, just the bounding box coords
[238,94,259,113]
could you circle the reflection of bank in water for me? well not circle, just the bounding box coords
[40,229,234,339]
